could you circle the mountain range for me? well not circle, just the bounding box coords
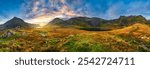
[0,15,150,52]
[0,15,149,30]
[46,15,149,30]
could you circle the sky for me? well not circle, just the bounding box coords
[0,0,150,26]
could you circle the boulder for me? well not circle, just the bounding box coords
[1,30,15,38]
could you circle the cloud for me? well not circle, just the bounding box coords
[104,0,150,19]
[105,2,125,19]
[21,0,150,26]
[22,0,88,26]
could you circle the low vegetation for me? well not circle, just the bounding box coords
[0,23,150,52]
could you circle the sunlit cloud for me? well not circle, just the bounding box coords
[22,0,86,26]
[25,14,66,26]
[20,0,150,26]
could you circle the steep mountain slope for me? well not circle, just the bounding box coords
[0,17,39,30]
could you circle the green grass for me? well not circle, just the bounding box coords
[0,48,10,52]
[48,38,59,46]
[116,35,150,52]
[62,34,107,52]
[79,27,111,31]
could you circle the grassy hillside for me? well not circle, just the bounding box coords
[0,23,150,52]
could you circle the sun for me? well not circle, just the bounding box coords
[25,15,67,27]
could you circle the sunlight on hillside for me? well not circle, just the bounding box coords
[0,23,150,52]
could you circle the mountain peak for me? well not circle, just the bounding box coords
[52,18,63,21]
[117,15,148,26]
[48,18,64,24]
[11,17,23,21]
[12,17,19,19]
[0,17,39,29]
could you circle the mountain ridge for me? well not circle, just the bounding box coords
[46,15,149,30]
[0,17,39,30]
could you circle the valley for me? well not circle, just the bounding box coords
[0,23,150,52]
[0,15,150,52]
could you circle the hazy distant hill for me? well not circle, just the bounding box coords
[0,17,39,30]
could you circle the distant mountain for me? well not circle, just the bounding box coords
[64,17,107,27]
[46,17,107,27]
[0,17,39,30]
[46,15,149,30]
[113,15,148,26]
[47,18,64,25]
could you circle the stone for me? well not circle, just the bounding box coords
[1,30,15,38]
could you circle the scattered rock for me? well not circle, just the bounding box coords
[1,30,15,38]
[39,33,46,37]
[21,32,27,36]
